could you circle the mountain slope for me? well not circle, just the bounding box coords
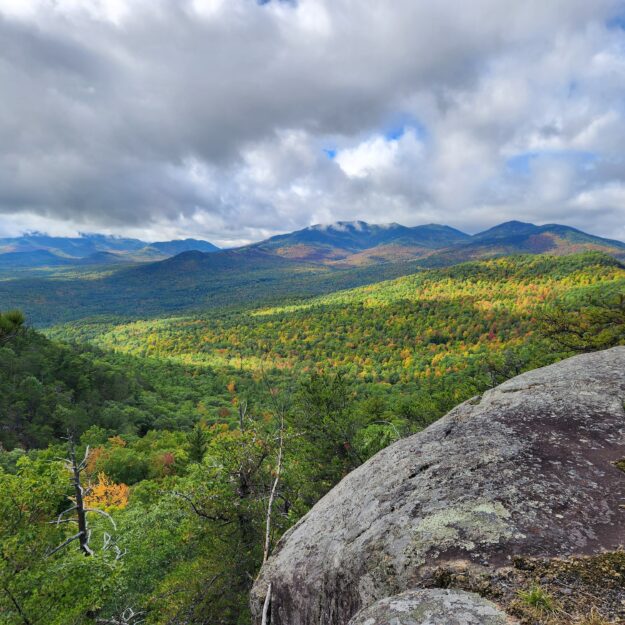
[52,253,625,380]
[420,221,625,267]
[0,243,388,324]
[1,220,624,325]
[251,221,470,264]
[0,249,73,267]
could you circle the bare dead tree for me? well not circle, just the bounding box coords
[258,364,291,566]
[263,412,284,564]
[256,366,291,625]
[96,607,145,624]
[256,434,282,623]
[238,399,248,431]
[48,435,118,557]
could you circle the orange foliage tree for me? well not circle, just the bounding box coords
[85,472,129,511]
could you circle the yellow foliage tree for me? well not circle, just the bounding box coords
[85,472,129,511]
[107,435,127,448]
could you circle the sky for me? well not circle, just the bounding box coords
[1,0,625,246]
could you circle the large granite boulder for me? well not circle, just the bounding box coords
[251,347,625,625]
[346,589,512,625]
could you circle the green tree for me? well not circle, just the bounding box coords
[187,423,208,464]
[0,456,121,625]
[540,290,625,352]
[291,372,367,498]
[0,310,24,344]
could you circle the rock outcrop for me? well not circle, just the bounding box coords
[346,589,511,625]
[251,347,625,625]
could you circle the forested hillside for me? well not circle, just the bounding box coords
[0,234,219,269]
[2,221,625,326]
[50,253,625,404]
[0,249,425,325]
[0,320,242,451]
[2,253,625,625]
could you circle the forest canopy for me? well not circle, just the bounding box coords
[1,253,625,625]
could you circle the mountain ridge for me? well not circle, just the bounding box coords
[249,221,470,263]
[2,220,624,271]
[242,219,625,267]
[0,233,219,267]
[417,220,625,268]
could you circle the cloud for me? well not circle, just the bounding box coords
[0,0,624,244]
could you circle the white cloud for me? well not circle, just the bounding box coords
[335,136,398,179]
[0,0,624,244]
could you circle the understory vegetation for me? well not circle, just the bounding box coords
[2,253,625,624]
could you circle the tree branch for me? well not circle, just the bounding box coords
[3,586,32,625]
[47,531,83,557]
[168,491,231,523]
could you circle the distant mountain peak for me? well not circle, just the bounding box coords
[498,220,534,227]
[308,220,376,232]
[249,220,470,265]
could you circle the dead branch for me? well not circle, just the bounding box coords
[47,532,83,557]
[3,585,32,625]
[168,490,231,523]
[85,507,117,530]
[48,436,118,557]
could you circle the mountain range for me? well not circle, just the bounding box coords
[2,221,624,271]
[249,221,470,264]
[146,219,625,294]
[0,233,219,267]
[249,219,625,266]
[1,219,624,325]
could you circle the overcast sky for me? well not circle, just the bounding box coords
[1,0,625,246]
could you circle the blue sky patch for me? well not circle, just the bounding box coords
[506,150,598,174]
[607,14,625,30]
[383,114,427,142]
[384,126,405,141]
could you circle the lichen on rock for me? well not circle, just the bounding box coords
[410,500,519,563]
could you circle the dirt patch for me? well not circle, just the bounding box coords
[427,551,625,624]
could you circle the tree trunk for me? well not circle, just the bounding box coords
[68,440,90,556]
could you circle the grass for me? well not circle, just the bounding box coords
[517,585,557,612]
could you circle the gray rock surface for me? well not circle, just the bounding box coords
[251,347,625,624]
[346,589,512,625]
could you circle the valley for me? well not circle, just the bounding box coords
[2,225,625,625]
[2,220,625,326]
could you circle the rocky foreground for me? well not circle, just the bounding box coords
[252,347,625,624]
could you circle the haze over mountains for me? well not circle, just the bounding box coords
[3,220,624,272]
[0,233,219,267]
[1,218,624,327]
